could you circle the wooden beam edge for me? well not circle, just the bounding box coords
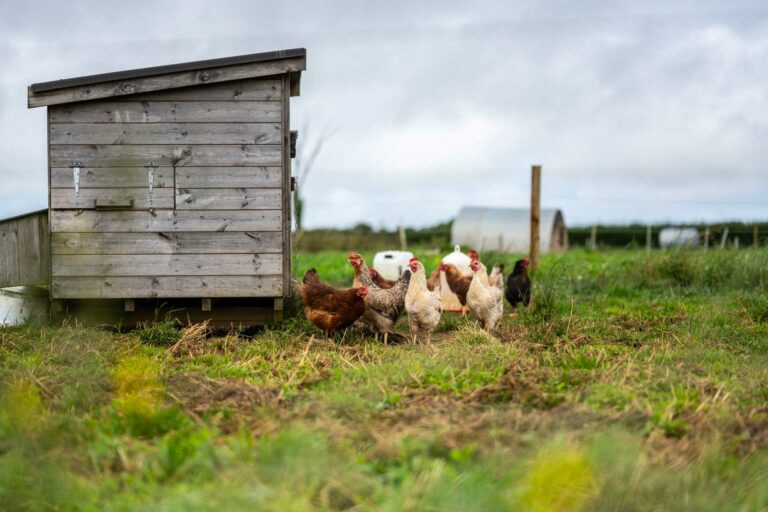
[28,57,306,108]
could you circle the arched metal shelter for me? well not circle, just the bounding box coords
[451,207,568,253]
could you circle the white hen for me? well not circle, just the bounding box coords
[405,258,442,343]
[466,259,504,331]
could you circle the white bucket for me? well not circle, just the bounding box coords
[372,250,415,280]
[0,287,49,326]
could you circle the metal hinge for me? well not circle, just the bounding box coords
[70,162,83,197]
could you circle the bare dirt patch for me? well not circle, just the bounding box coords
[166,373,282,433]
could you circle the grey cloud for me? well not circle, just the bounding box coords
[0,0,766,227]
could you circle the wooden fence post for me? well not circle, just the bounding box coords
[530,165,541,272]
[589,225,597,250]
[754,225,759,249]
[720,227,729,249]
[703,226,709,250]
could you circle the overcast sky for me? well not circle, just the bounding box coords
[1,1,766,228]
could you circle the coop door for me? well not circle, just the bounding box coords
[49,164,175,211]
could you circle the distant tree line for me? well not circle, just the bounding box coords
[295,221,767,251]
[296,222,452,252]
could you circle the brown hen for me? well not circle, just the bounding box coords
[300,268,368,337]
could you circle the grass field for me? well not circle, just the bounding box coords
[1,248,767,511]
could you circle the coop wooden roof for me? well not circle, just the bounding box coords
[28,48,306,108]
[0,208,48,225]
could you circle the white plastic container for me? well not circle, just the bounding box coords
[441,245,473,276]
[371,250,415,280]
[0,286,49,326]
[659,227,700,248]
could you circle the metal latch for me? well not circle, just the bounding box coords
[70,162,83,197]
[144,161,157,204]
[290,130,298,158]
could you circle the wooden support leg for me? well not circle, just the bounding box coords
[201,298,212,312]
[273,298,284,322]
[124,299,135,312]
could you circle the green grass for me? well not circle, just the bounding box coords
[1,248,767,511]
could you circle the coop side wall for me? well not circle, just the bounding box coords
[48,77,288,299]
[0,212,49,288]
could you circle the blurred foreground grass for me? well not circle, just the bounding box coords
[0,248,766,511]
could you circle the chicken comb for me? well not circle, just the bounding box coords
[409,256,418,263]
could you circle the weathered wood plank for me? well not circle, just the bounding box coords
[29,57,305,108]
[128,78,281,101]
[49,101,281,123]
[0,223,7,287]
[51,188,174,209]
[53,253,282,277]
[175,188,281,210]
[0,221,19,287]
[16,216,43,285]
[0,223,9,287]
[50,145,281,167]
[281,75,292,297]
[175,166,281,188]
[50,123,282,145]
[39,215,50,283]
[50,210,282,233]
[51,167,174,188]
[51,275,283,298]
[52,232,283,255]
[0,213,50,287]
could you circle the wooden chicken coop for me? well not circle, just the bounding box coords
[25,48,306,327]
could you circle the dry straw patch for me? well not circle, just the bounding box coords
[166,321,247,357]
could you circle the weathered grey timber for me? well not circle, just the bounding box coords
[50,123,282,145]
[51,232,283,255]
[28,48,304,107]
[0,210,49,287]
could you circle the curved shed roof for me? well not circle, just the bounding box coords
[451,207,567,253]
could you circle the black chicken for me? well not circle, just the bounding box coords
[505,257,531,316]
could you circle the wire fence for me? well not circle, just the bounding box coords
[295,221,768,252]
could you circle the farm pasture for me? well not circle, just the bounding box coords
[0,248,766,510]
